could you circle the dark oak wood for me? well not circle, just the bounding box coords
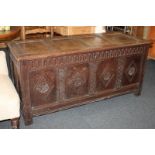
[8,32,151,125]
[11,118,19,129]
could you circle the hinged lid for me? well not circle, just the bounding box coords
[8,32,151,61]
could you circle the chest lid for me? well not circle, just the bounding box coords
[8,32,151,61]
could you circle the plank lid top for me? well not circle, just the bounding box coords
[8,32,151,61]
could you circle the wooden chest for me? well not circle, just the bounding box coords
[8,32,151,125]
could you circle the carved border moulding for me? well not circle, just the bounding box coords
[25,45,146,71]
[115,57,126,89]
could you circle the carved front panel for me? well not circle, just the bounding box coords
[65,64,89,99]
[96,58,117,92]
[122,55,142,86]
[29,68,57,107]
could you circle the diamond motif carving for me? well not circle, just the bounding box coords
[125,61,137,82]
[33,72,55,95]
[65,65,89,98]
[99,65,114,88]
[29,69,57,106]
[67,72,87,89]
[34,75,54,94]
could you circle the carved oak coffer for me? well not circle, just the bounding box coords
[8,32,151,125]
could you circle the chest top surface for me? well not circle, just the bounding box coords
[8,32,151,61]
